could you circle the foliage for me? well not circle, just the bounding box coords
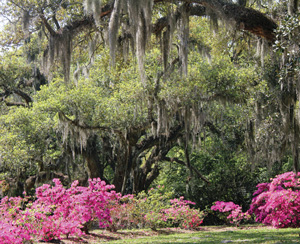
[0,178,120,242]
[210,171,300,229]
[248,171,300,228]
[0,0,299,233]
[0,180,204,242]
[211,201,251,226]
[110,186,205,231]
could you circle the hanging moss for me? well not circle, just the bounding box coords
[84,0,102,25]
[288,0,299,15]
[178,4,190,77]
[58,112,92,156]
[43,31,73,83]
[107,0,153,84]
[22,10,30,38]
[162,12,176,71]
[108,0,123,66]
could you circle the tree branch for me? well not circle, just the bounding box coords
[58,111,123,134]
[136,124,184,155]
[3,100,27,107]
[57,111,126,145]
[153,0,276,41]
[0,86,31,107]
[163,156,210,183]
[13,89,32,105]
[52,14,60,30]
[40,1,276,42]
[40,14,57,36]
[192,0,277,42]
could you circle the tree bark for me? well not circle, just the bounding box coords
[82,135,104,179]
[288,0,299,15]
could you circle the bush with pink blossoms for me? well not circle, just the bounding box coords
[33,178,120,234]
[0,178,120,242]
[0,196,31,244]
[211,201,250,226]
[109,194,140,230]
[211,171,300,228]
[110,186,205,230]
[248,171,300,228]
[110,186,174,230]
[0,180,205,242]
[162,196,205,229]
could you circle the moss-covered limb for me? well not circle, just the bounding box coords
[193,0,277,42]
[221,3,277,42]
[0,86,32,107]
[95,1,276,42]
[37,0,277,83]
[3,101,27,107]
[136,124,184,155]
[153,0,277,41]
[13,89,32,105]
[58,110,124,136]
[163,156,210,183]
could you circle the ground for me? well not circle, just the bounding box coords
[38,225,300,244]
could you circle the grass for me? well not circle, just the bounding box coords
[40,225,300,243]
[102,227,300,244]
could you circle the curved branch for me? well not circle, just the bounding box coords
[136,124,184,154]
[163,156,210,183]
[153,0,276,41]
[3,100,27,107]
[193,0,277,42]
[13,89,32,104]
[40,1,276,42]
[58,111,125,143]
[58,111,122,134]
[0,87,32,107]
[222,3,277,42]
[40,15,56,36]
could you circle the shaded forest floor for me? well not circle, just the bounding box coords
[39,225,300,243]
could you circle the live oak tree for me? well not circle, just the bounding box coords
[0,0,299,195]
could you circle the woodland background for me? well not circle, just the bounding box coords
[0,0,299,224]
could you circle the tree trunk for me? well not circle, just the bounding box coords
[82,135,104,179]
[288,0,299,15]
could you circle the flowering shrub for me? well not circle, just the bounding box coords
[0,196,31,244]
[0,221,31,244]
[0,180,205,242]
[110,186,173,230]
[109,194,140,230]
[211,201,239,213]
[211,171,300,228]
[211,201,250,226]
[162,197,205,229]
[248,171,300,228]
[0,178,120,242]
[110,186,205,230]
[139,186,174,230]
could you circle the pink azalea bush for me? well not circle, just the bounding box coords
[162,196,205,229]
[0,178,120,242]
[0,180,204,242]
[211,171,300,228]
[248,171,300,228]
[110,187,205,230]
[0,196,31,244]
[211,201,250,226]
[109,194,140,230]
